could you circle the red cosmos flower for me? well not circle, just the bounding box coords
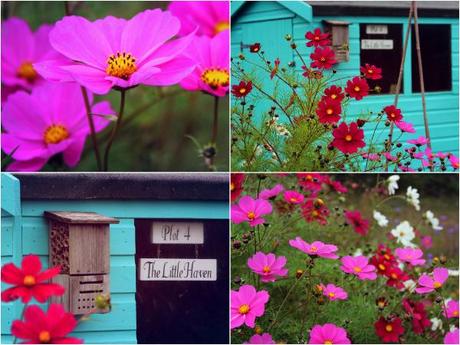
[323,85,345,102]
[385,266,409,289]
[305,28,331,47]
[270,58,280,79]
[323,176,348,193]
[316,98,342,124]
[250,43,261,53]
[383,105,403,122]
[297,173,324,193]
[231,81,252,98]
[11,304,83,344]
[360,64,382,80]
[344,210,370,236]
[1,255,64,303]
[310,47,337,69]
[301,198,330,225]
[402,299,431,334]
[345,77,369,100]
[231,173,245,202]
[375,317,404,343]
[331,122,366,154]
[370,245,397,275]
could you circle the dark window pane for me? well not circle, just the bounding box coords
[360,24,403,94]
[412,24,451,92]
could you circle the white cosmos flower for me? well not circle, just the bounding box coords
[406,186,421,211]
[373,210,388,227]
[387,175,400,195]
[391,221,416,247]
[403,279,417,293]
[353,248,363,257]
[431,317,443,331]
[425,210,443,231]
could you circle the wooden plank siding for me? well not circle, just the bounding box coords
[231,1,459,159]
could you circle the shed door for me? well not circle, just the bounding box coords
[135,219,229,344]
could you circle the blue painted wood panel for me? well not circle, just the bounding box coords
[232,1,459,158]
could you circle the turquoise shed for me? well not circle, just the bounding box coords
[1,173,229,344]
[231,0,459,157]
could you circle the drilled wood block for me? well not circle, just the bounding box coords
[69,275,110,315]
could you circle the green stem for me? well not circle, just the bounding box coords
[81,86,102,171]
[103,89,126,171]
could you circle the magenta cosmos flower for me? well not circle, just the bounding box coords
[415,267,449,294]
[344,210,369,236]
[168,1,229,37]
[284,190,305,204]
[289,237,338,259]
[247,252,288,283]
[38,10,196,95]
[2,82,113,171]
[245,333,275,344]
[340,255,377,280]
[320,283,348,301]
[2,18,64,91]
[231,195,272,227]
[444,329,459,344]
[445,300,459,318]
[180,30,229,97]
[395,247,425,266]
[231,284,269,329]
[259,184,284,199]
[309,323,351,344]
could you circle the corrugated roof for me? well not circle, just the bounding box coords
[307,1,459,10]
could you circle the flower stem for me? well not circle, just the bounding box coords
[80,86,102,171]
[103,89,126,171]
[211,96,219,145]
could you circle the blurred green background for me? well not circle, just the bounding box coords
[2,1,229,171]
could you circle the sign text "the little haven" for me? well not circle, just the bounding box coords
[139,258,217,281]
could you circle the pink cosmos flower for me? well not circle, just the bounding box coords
[395,121,416,133]
[2,82,113,172]
[321,283,348,301]
[284,190,305,204]
[245,333,275,344]
[421,236,433,249]
[340,255,377,280]
[382,152,398,162]
[38,10,196,95]
[289,237,338,259]
[344,210,369,236]
[407,136,429,146]
[247,252,288,282]
[231,285,269,329]
[415,267,449,294]
[259,184,284,199]
[308,323,351,344]
[231,196,272,227]
[399,165,416,172]
[444,300,459,318]
[168,1,229,37]
[444,329,459,344]
[179,30,229,97]
[362,153,380,161]
[395,247,425,266]
[2,18,63,91]
[449,154,459,170]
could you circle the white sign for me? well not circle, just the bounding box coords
[151,222,204,244]
[361,39,393,50]
[139,258,217,281]
[366,25,388,35]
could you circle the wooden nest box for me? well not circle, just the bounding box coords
[44,211,119,315]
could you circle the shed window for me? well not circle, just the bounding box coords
[360,24,403,94]
[411,24,451,93]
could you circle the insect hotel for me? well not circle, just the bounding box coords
[1,173,229,344]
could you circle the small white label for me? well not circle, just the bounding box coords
[151,222,204,244]
[361,39,393,50]
[139,258,217,281]
[366,25,388,35]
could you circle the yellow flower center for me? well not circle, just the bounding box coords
[328,292,335,298]
[247,212,256,220]
[17,61,38,82]
[384,254,391,260]
[214,21,229,34]
[353,266,362,273]
[201,68,229,90]
[239,304,250,314]
[385,325,393,332]
[433,281,442,289]
[331,94,337,99]
[354,86,361,92]
[314,36,320,41]
[320,57,326,62]
[23,275,36,286]
[310,246,318,252]
[239,88,246,94]
[368,69,373,74]
[326,108,333,115]
[390,113,396,118]
[391,273,397,279]
[230,183,235,191]
[311,210,319,217]
[378,264,386,271]
[106,52,137,79]
[324,341,333,345]
[290,197,298,202]
[263,266,271,273]
[305,175,313,181]
[44,125,69,145]
[345,134,353,142]
[38,330,51,343]
[453,311,458,316]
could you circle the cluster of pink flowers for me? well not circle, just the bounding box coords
[2,1,230,171]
